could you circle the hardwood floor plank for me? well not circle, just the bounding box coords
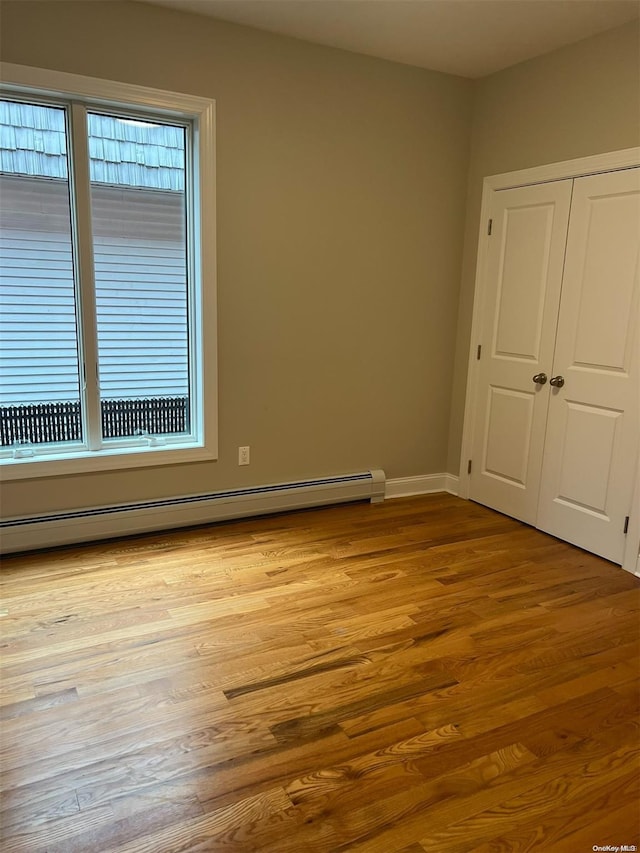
[419,742,639,852]
[284,724,463,805]
[1,494,637,852]
[347,736,633,853]
[192,717,428,816]
[538,798,640,853]
[102,787,294,853]
[49,793,206,853]
[2,803,116,853]
[271,743,537,853]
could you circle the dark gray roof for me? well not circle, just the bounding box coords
[0,101,185,191]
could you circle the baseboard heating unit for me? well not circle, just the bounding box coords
[0,469,386,554]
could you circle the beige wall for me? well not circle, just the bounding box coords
[0,0,473,517]
[1,4,638,519]
[447,20,640,473]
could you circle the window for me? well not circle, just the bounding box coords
[0,65,216,480]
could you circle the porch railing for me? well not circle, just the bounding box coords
[0,397,189,446]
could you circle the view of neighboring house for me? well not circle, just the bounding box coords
[0,102,190,441]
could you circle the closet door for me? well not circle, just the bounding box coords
[536,168,640,563]
[468,181,572,523]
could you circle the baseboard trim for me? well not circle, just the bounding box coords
[385,473,459,499]
[0,470,463,554]
[0,469,386,554]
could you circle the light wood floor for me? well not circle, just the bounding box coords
[1,493,638,852]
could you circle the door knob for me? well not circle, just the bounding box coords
[532,373,548,385]
[549,375,565,388]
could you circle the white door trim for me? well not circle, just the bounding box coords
[459,146,640,569]
[623,456,640,576]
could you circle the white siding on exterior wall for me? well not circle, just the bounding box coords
[0,175,188,406]
[1,233,80,404]
[95,237,188,399]
[0,174,81,403]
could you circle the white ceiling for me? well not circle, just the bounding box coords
[139,0,640,78]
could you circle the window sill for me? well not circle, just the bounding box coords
[0,442,217,482]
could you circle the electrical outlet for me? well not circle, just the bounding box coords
[238,445,250,466]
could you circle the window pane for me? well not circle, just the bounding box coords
[87,113,190,440]
[0,101,83,448]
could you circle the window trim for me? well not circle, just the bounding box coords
[0,63,217,482]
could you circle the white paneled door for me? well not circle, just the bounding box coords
[469,166,639,563]
[469,180,572,524]
[536,168,640,563]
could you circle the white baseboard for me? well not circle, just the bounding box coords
[0,469,386,554]
[1,470,463,555]
[385,473,459,499]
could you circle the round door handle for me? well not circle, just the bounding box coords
[549,375,565,388]
[532,373,548,385]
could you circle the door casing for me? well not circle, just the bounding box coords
[459,146,640,575]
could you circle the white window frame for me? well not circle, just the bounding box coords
[0,63,217,482]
